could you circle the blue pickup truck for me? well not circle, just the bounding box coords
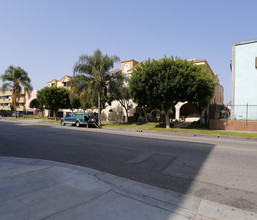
[60,112,100,128]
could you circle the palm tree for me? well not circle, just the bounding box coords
[1,66,33,118]
[73,49,120,124]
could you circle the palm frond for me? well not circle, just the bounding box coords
[1,83,11,91]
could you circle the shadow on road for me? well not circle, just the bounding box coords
[1,120,249,218]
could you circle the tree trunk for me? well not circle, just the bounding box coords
[54,110,57,121]
[14,107,17,118]
[200,109,204,124]
[164,108,171,129]
[98,91,101,125]
[125,109,129,123]
[142,106,148,123]
[12,94,17,118]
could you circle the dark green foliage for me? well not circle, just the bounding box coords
[134,112,140,120]
[29,98,40,109]
[129,57,216,128]
[69,90,81,111]
[37,87,70,120]
[151,109,157,117]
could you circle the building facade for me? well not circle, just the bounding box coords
[0,89,26,113]
[45,75,72,117]
[46,58,224,122]
[25,90,38,114]
[0,88,38,116]
[175,59,224,121]
[231,39,257,120]
[47,75,72,88]
[102,59,139,120]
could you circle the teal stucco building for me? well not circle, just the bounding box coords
[231,39,257,120]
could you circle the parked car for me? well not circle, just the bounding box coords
[60,112,98,127]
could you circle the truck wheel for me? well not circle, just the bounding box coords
[75,120,80,127]
[61,120,65,126]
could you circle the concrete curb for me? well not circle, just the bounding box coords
[1,118,257,141]
[103,126,257,141]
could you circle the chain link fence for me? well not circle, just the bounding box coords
[229,104,257,122]
[209,104,257,122]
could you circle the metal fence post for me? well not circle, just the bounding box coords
[246,103,248,125]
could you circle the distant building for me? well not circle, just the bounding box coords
[231,39,257,120]
[47,75,72,88]
[0,88,25,113]
[192,59,224,105]
[46,61,139,119]
[45,75,72,117]
[175,59,224,121]
[25,90,38,114]
[0,88,38,115]
[45,58,223,121]
[105,59,224,122]
[102,59,139,120]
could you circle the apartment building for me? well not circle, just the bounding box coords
[0,89,26,113]
[47,75,72,88]
[46,58,223,121]
[174,59,224,121]
[45,75,72,117]
[192,59,224,105]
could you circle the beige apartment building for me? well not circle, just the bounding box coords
[175,59,224,121]
[0,88,39,116]
[45,75,73,117]
[47,75,72,88]
[46,58,224,121]
[105,58,224,122]
[192,59,224,105]
[0,89,26,112]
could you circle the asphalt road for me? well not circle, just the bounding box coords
[1,119,257,213]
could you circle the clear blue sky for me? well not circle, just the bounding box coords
[1,0,257,104]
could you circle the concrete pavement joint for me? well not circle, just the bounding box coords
[40,190,112,220]
[112,189,196,219]
[0,166,53,180]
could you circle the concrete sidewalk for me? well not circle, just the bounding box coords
[0,157,256,220]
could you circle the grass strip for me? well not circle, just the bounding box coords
[34,120,257,139]
[102,123,257,139]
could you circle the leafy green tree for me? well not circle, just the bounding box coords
[69,90,81,112]
[68,74,97,111]
[73,49,120,124]
[37,87,70,120]
[129,57,216,128]
[108,72,133,122]
[1,66,33,118]
[29,98,44,116]
[29,98,42,110]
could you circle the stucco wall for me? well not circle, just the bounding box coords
[233,40,257,120]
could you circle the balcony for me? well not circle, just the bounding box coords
[17,106,25,111]
[0,99,12,104]
[0,106,11,111]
